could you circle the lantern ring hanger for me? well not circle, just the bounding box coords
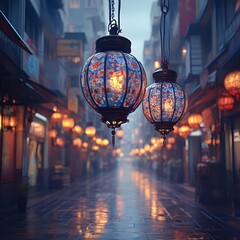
[108,0,122,35]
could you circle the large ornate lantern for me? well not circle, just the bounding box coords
[80,0,146,143]
[218,92,235,111]
[142,1,187,141]
[224,70,240,100]
[188,113,203,129]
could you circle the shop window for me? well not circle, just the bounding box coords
[69,0,80,9]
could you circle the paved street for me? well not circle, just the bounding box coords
[0,161,240,240]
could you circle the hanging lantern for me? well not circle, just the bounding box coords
[218,92,234,111]
[62,116,75,131]
[80,0,146,145]
[142,68,187,139]
[142,1,187,141]
[55,137,64,147]
[85,124,96,138]
[224,70,240,100]
[188,113,203,129]
[179,125,191,138]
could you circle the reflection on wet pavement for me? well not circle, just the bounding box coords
[0,161,239,239]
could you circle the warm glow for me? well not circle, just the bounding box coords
[51,112,62,122]
[82,142,88,148]
[102,138,109,146]
[224,70,240,100]
[3,115,17,129]
[154,60,160,69]
[49,129,58,138]
[164,100,173,112]
[188,113,203,129]
[62,117,75,130]
[151,137,157,145]
[92,145,99,151]
[73,138,82,148]
[116,128,124,139]
[109,73,124,91]
[182,47,187,55]
[55,137,64,146]
[85,125,96,138]
[167,136,175,144]
[96,137,102,145]
[218,93,234,111]
[73,125,83,135]
[179,125,191,138]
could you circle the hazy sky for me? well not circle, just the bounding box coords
[104,0,156,63]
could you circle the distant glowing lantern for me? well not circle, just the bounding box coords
[188,113,203,129]
[218,93,234,111]
[102,138,110,147]
[55,137,64,147]
[116,127,124,139]
[179,125,191,138]
[224,70,240,100]
[51,112,62,122]
[82,142,88,149]
[92,145,100,151]
[62,117,75,131]
[167,136,175,144]
[73,138,82,148]
[72,125,83,135]
[85,124,96,138]
[49,129,58,139]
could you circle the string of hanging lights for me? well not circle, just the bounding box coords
[142,0,188,142]
[80,0,147,145]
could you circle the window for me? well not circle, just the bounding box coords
[69,0,80,8]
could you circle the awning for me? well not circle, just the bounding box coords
[0,78,58,105]
[0,10,32,54]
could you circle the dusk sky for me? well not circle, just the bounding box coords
[104,0,156,63]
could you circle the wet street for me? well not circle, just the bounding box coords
[0,161,240,240]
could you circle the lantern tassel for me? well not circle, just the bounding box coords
[112,129,116,146]
[163,134,166,147]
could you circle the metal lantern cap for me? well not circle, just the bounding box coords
[153,68,177,83]
[96,35,131,53]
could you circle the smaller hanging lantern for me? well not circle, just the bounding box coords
[218,92,234,111]
[224,70,240,100]
[142,0,187,141]
[49,129,58,139]
[62,116,75,131]
[55,137,64,147]
[188,113,203,129]
[179,125,191,138]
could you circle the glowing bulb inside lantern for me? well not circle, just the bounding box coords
[164,100,173,112]
[109,73,124,91]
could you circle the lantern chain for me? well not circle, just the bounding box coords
[108,0,122,34]
[160,0,169,69]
